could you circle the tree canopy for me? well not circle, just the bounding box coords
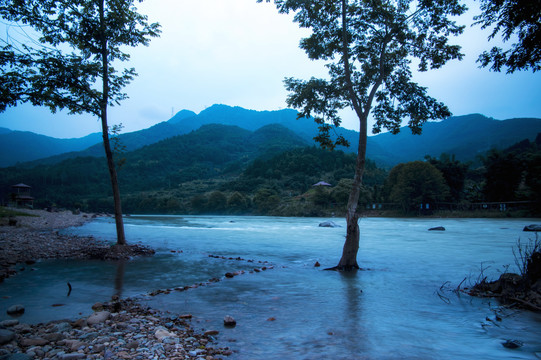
[475,0,541,73]
[0,0,160,245]
[263,0,466,269]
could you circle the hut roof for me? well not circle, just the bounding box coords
[313,181,331,187]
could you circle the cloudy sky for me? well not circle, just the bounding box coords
[1,0,540,138]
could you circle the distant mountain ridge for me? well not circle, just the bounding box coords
[0,129,102,167]
[1,105,540,167]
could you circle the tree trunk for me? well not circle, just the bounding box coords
[100,0,126,246]
[329,0,369,270]
[334,116,367,270]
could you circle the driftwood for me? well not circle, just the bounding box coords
[509,297,541,312]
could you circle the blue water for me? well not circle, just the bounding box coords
[1,216,541,359]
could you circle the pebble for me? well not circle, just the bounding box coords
[0,299,231,359]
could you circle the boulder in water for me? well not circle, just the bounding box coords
[224,315,236,327]
[7,304,25,316]
[319,221,340,228]
[428,226,445,231]
[523,224,541,232]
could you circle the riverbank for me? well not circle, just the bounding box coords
[0,298,232,359]
[0,208,231,359]
[0,208,154,282]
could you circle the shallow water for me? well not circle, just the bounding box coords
[1,216,541,359]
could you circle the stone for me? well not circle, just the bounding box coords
[51,322,72,333]
[87,311,110,325]
[6,304,25,315]
[91,302,104,311]
[428,226,445,231]
[0,319,19,327]
[71,318,87,328]
[0,329,15,345]
[125,340,139,349]
[59,354,87,360]
[204,330,219,336]
[524,224,541,232]
[4,354,33,360]
[154,327,176,341]
[502,339,523,349]
[314,261,321,267]
[19,337,49,346]
[319,221,340,228]
[223,315,236,327]
[42,333,64,342]
[62,339,86,351]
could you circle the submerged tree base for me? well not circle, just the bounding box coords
[87,244,155,260]
[324,264,361,271]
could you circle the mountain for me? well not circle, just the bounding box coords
[2,105,540,168]
[367,114,541,165]
[0,123,308,208]
[0,129,102,167]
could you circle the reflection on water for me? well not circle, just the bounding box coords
[114,260,125,298]
[1,216,541,359]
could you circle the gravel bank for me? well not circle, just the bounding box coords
[0,209,153,281]
[0,209,232,359]
[0,299,232,359]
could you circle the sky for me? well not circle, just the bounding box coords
[0,0,540,139]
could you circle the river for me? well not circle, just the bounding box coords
[1,216,541,359]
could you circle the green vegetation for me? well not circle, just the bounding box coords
[0,206,34,219]
[1,0,161,245]
[1,123,540,218]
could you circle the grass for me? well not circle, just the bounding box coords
[0,206,36,218]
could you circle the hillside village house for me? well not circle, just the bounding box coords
[10,183,34,208]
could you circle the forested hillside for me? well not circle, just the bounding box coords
[2,105,540,167]
[0,129,102,167]
[1,127,540,216]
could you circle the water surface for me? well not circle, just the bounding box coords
[1,216,540,359]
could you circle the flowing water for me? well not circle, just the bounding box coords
[1,216,541,359]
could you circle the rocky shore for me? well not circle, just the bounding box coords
[0,298,232,359]
[0,208,232,359]
[0,209,153,281]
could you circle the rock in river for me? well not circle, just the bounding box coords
[319,221,340,228]
[6,304,25,316]
[524,224,541,232]
[428,226,445,231]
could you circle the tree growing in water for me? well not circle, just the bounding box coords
[0,0,160,245]
[262,0,466,270]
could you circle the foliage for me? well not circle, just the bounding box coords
[385,161,449,213]
[426,153,469,202]
[263,0,466,268]
[0,0,161,113]
[263,0,465,143]
[513,234,541,282]
[482,149,523,202]
[474,0,541,73]
[0,0,160,245]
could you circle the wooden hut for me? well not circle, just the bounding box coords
[10,183,34,208]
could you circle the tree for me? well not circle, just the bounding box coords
[263,0,465,270]
[474,0,541,73]
[425,153,469,202]
[385,161,449,213]
[0,0,160,245]
[482,149,523,202]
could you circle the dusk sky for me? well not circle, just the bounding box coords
[1,0,540,138]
